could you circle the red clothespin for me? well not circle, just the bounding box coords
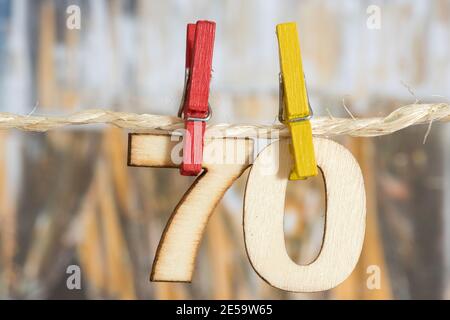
[178,21,216,176]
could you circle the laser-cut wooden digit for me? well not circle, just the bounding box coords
[243,138,366,292]
[128,133,253,281]
[129,134,366,291]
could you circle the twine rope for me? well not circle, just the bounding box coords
[0,103,449,138]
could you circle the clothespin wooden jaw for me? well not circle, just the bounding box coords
[178,21,216,176]
[278,73,313,123]
[276,22,318,180]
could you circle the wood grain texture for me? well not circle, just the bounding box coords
[129,133,366,291]
[184,21,215,117]
[243,138,366,292]
[185,23,196,69]
[276,23,309,119]
[276,22,317,180]
[180,121,206,175]
[180,21,216,176]
[128,133,253,282]
[332,138,392,299]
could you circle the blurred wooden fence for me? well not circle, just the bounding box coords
[0,0,448,299]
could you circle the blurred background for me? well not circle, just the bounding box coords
[0,0,449,299]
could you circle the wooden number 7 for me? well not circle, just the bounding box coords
[128,133,366,291]
[128,133,254,282]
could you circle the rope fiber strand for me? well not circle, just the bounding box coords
[0,103,449,138]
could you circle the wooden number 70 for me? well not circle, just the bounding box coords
[128,133,366,292]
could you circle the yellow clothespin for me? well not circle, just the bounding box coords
[276,22,317,180]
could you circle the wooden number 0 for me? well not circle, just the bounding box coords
[244,138,366,292]
[128,134,366,291]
